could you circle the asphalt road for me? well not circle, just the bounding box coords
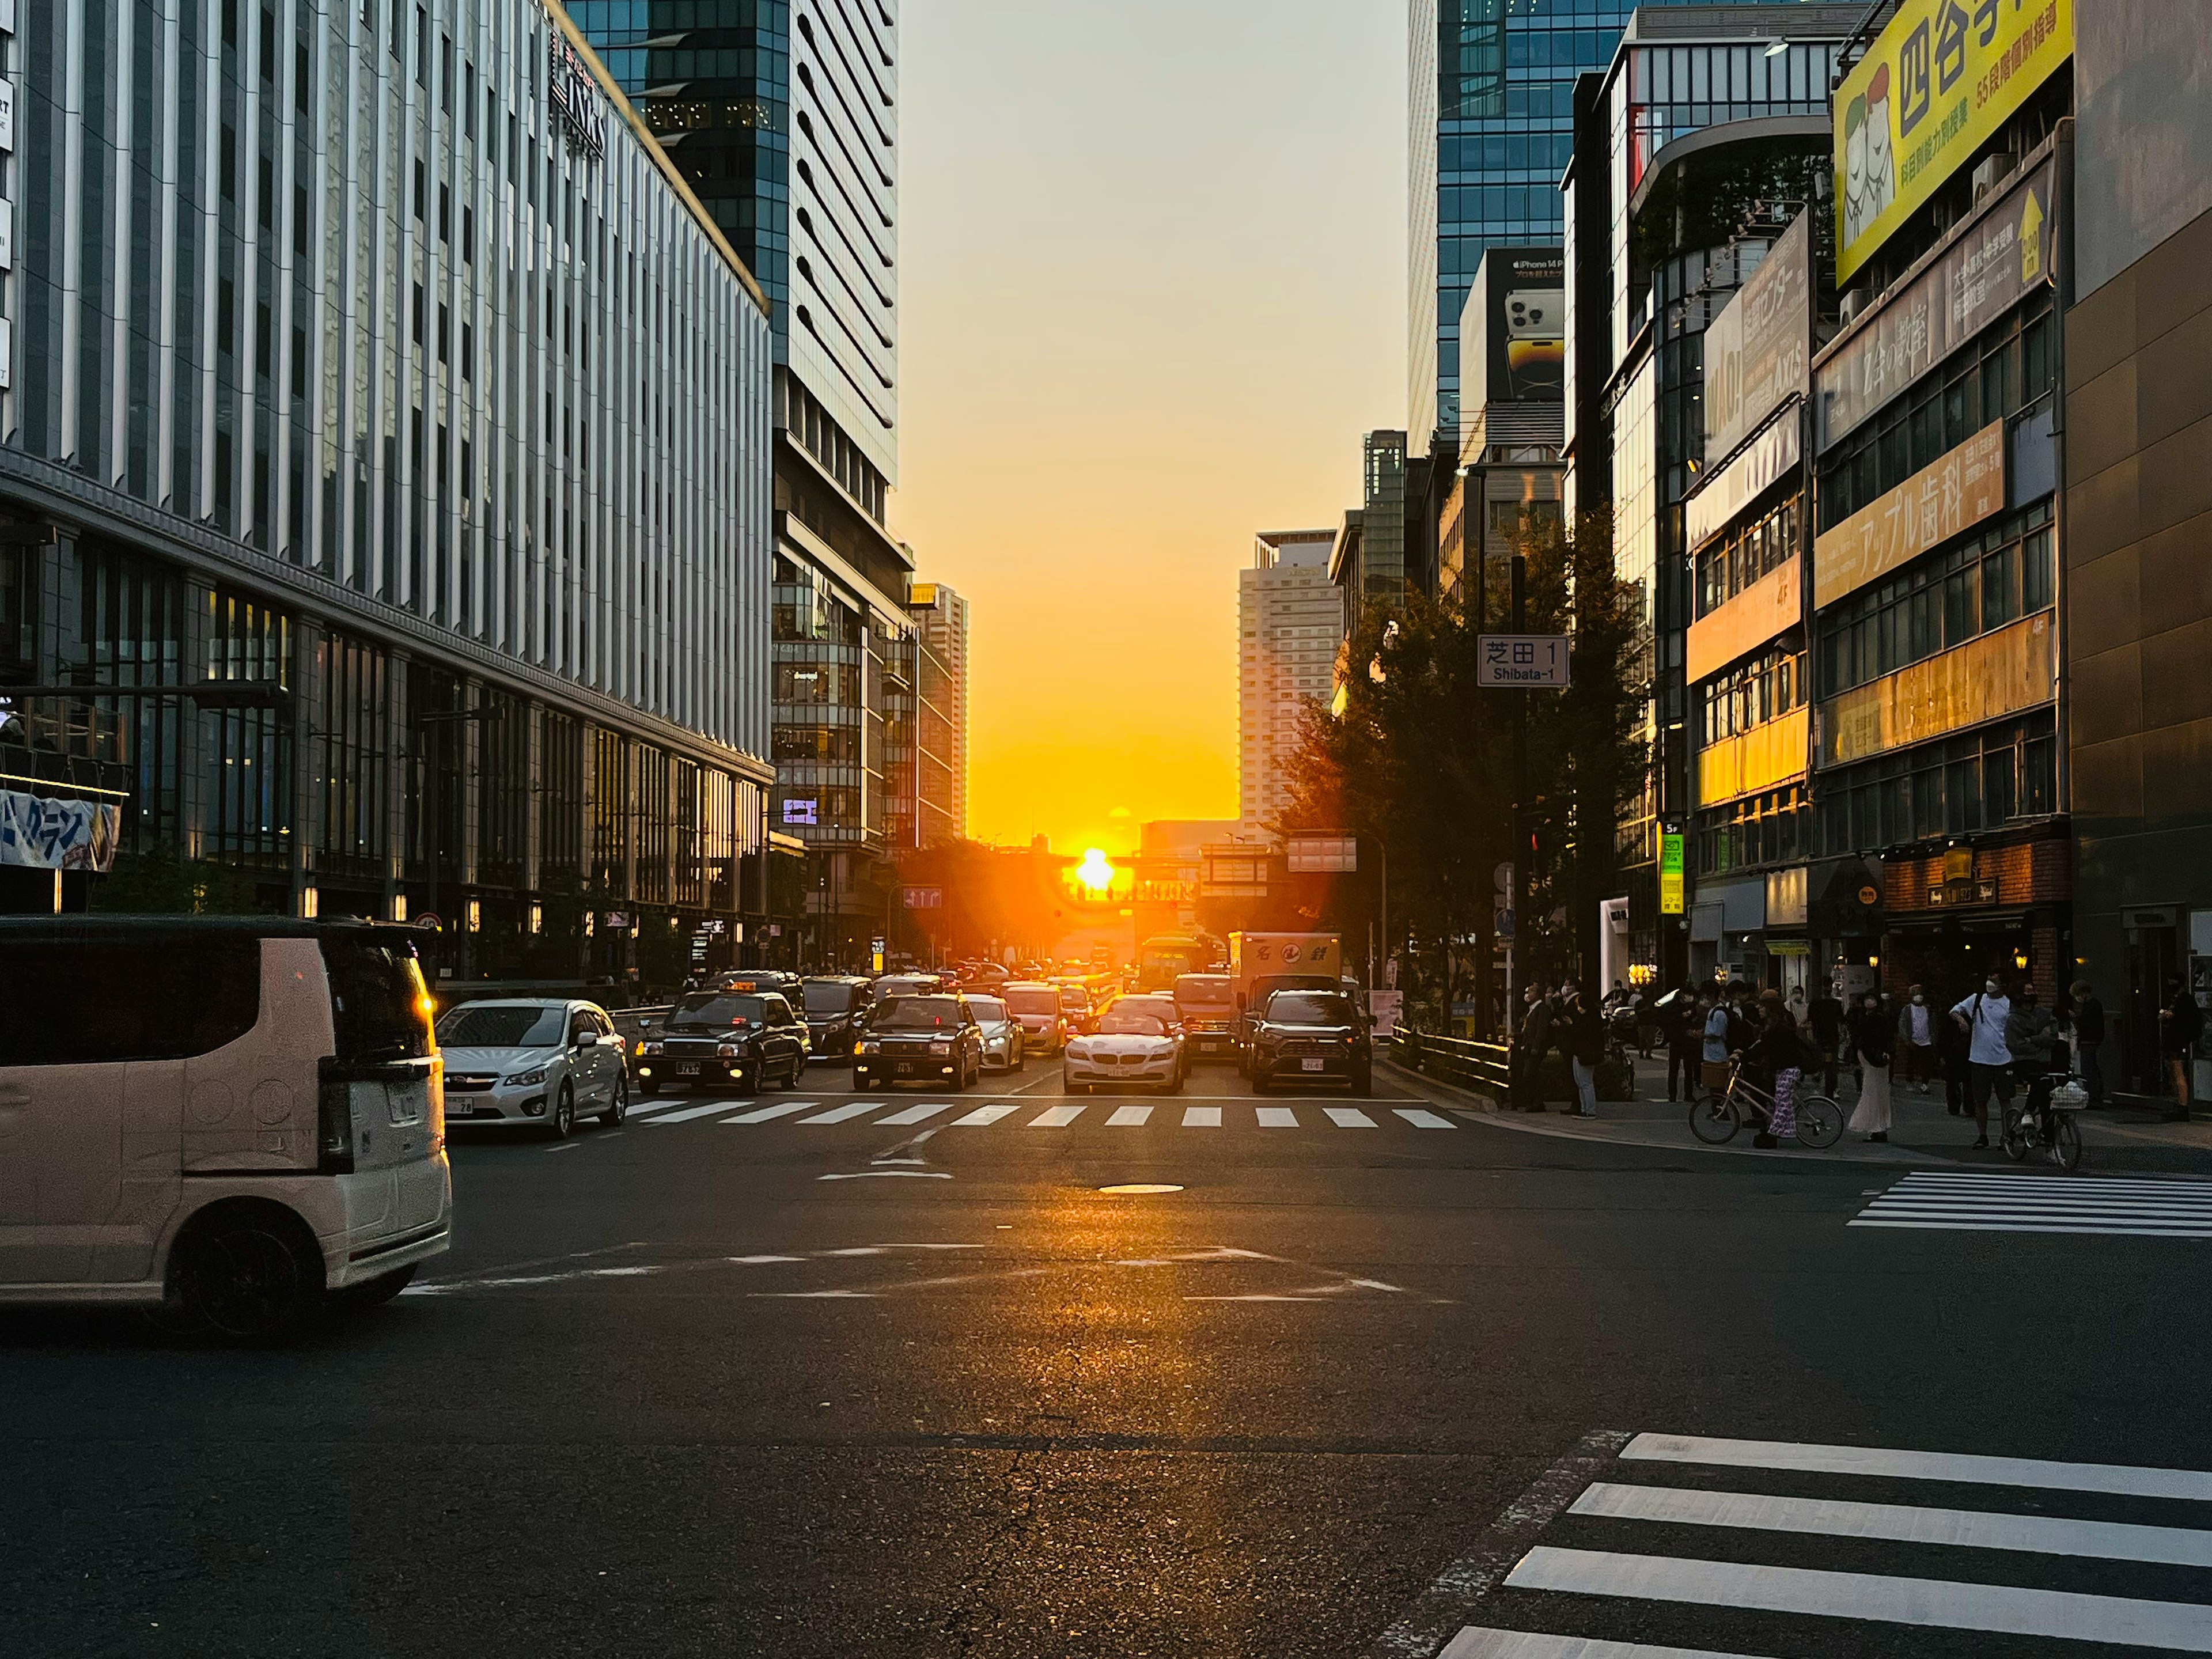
[9,1054,2212,1658]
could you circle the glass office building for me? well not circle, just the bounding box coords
[1410,0,1831,454]
[1,0,778,983]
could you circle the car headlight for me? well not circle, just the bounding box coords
[857,1039,880,1055]
[717,1042,743,1059]
[640,1040,663,1056]
[930,1040,953,1055]
[503,1066,548,1086]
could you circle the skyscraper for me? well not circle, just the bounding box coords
[908,583,969,845]
[575,0,907,959]
[1240,531,1339,839]
[1409,1,1762,453]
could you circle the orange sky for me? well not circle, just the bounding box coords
[889,1,1406,858]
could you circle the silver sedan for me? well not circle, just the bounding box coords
[965,994,1028,1073]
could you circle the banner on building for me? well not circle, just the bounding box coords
[1813,419,2006,609]
[0,789,120,871]
[1835,0,2071,285]
[1704,213,1810,465]
[1465,248,1566,426]
[1658,832,1685,916]
[1820,158,2056,448]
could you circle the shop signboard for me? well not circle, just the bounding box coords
[1835,0,2071,285]
[1659,832,1685,916]
[1687,411,1799,553]
[1820,158,2056,448]
[1467,248,1566,415]
[1704,213,1810,465]
[549,29,608,159]
[0,789,119,870]
[1812,419,2006,610]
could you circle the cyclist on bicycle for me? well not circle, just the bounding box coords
[2005,984,2061,1134]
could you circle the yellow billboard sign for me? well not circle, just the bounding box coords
[1835,0,2071,285]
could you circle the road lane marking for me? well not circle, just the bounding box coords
[875,1101,957,1126]
[948,1103,1020,1126]
[1028,1104,1085,1127]
[1107,1104,1153,1126]
[798,1101,885,1124]
[646,1098,774,1124]
[1256,1106,1299,1127]
[1502,1545,2212,1649]
[1393,1108,1456,1129]
[1183,1106,1222,1127]
[1441,1631,1772,1659]
[714,1100,815,1124]
[1620,1433,2212,1501]
[624,1098,701,1117]
[1570,1481,2212,1567]
[1325,1107,1378,1128]
[818,1170,953,1180]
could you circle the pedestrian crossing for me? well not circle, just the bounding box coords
[1432,1431,2212,1658]
[1851,1171,2212,1238]
[624,1095,1465,1132]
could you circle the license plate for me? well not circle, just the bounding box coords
[1301,1058,1325,1071]
[1200,1040,1222,1052]
[676,1062,702,1075]
[895,1062,913,1076]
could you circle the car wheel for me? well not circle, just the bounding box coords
[1351,1065,1373,1096]
[1164,1069,1183,1096]
[166,1202,327,1344]
[1251,1073,1271,1096]
[600,1071,628,1127]
[548,1082,576,1139]
[335,1263,417,1312]
[638,1077,660,1099]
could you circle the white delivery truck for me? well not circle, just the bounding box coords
[1227,932,1344,1056]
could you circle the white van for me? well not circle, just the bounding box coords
[0,916,452,1340]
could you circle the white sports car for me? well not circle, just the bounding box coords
[1063,1010,1182,1094]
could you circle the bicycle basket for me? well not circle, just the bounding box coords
[2050,1080,2089,1112]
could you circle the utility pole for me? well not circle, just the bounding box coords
[416,700,502,982]
[1508,552,1528,1018]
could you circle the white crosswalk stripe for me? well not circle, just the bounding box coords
[1437,1431,2212,1658]
[605,1097,1462,1134]
[1852,1171,2212,1237]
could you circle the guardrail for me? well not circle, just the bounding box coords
[1389,1025,1512,1097]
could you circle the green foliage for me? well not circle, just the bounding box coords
[89,844,265,915]
[1280,507,1644,1032]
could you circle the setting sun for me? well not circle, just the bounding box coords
[1075,849,1118,893]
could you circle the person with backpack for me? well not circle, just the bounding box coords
[1951,976,2015,1150]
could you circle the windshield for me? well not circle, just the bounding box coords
[436,1004,566,1048]
[1264,993,1357,1027]
[1175,976,1233,1008]
[1058,986,1093,1009]
[967,996,1008,1021]
[670,994,767,1029]
[803,981,858,1014]
[1003,988,1059,1014]
[1097,1012,1168,1036]
[869,995,968,1031]
[1116,999,1177,1025]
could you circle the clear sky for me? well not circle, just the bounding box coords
[889,0,1406,858]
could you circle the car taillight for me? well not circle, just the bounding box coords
[318,1080,357,1175]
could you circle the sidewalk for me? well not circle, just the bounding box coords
[1387,1048,2212,1172]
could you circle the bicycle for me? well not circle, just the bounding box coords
[1688,1060,1844,1150]
[2002,1070,2086,1172]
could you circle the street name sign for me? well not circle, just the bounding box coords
[1476,634,1570,688]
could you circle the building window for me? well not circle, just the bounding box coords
[1815,713,2058,855]
[1695,491,1800,618]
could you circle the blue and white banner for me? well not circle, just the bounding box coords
[0,789,120,871]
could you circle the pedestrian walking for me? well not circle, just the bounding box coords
[1846,991,1895,1142]
[1666,985,1703,1103]
[1951,976,2016,1150]
[1897,984,1937,1092]
[1700,990,1732,1101]
[2071,979,2107,1108]
[1559,983,1603,1118]
[1509,982,1551,1113]
[2160,977,2204,1118]
[1809,982,1844,1096]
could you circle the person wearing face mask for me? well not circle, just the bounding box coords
[1846,990,1895,1142]
[1509,982,1552,1112]
[1896,983,1936,1093]
[2005,983,2060,1127]
[1951,975,2016,1150]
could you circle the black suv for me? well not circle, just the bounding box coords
[639,990,810,1095]
[1247,989,1372,1096]
[801,975,874,1066]
[853,993,986,1090]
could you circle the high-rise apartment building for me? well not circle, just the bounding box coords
[908,583,968,845]
[1409,0,1794,453]
[0,0,777,979]
[575,0,907,963]
[1240,531,1338,838]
